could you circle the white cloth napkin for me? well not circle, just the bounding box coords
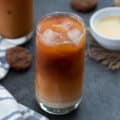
[0,85,49,120]
[0,54,9,80]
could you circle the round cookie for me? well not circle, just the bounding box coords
[71,0,97,12]
[6,47,32,71]
[114,0,120,6]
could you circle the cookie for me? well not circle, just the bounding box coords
[71,0,97,12]
[114,0,120,6]
[6,47,32,71]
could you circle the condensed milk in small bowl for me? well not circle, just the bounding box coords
[90,7,120,50]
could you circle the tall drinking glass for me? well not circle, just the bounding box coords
[35,12,86,115]
[0,0,33,45]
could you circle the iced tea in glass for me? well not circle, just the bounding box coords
[35,12,86,115]
[0,0,33,38]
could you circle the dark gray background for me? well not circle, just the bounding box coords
[2,0,120,120]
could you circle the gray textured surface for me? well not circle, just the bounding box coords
[1,0,120,120]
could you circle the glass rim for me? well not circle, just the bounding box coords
[37,11,86,37]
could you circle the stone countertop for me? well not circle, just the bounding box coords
[1,0,120,120]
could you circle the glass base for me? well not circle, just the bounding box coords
[5,31,33,45]
[37,97,82,115]
[0,31,33,51]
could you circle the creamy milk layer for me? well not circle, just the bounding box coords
[36,95,81,109]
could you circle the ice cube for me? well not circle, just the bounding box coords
[53,21,73,31]
[42,29,68,46]
[42,29,55,45]
[67,28,82,46]
[62,22,73,31]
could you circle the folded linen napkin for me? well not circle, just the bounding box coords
[0,85,49,120]
[0,54,9,80]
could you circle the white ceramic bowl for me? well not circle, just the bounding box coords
[90,7,120,51]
